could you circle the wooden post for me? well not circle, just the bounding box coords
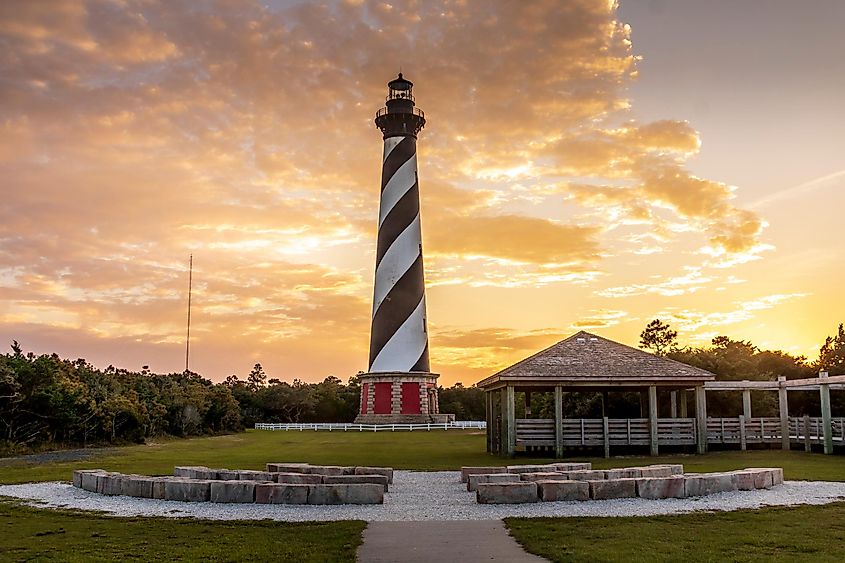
[670,391,678,418]
[695,385,707,454]
[739,414,747,451]
[742,389,752,419]
[524,390,532,417]
[777,376,790,451]
[820,371,833,455]
[485,391,493,453]
[554,386,563,458]
[499,387,508,456]
[803,414,812,452]
[603,416,610,458]
[505,385,516,456]
[648,385,659,456]
[679,390,688,418]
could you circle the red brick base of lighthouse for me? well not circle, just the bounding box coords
[354,372,453,424]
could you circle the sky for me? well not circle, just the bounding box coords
[1,0,843,386]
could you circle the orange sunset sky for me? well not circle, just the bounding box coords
[1,1,843,386]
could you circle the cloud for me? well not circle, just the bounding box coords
[427,215,601,264]
[598,268,712,298]
[570,309,629,329]
[657,293,810,334]
[429,326,562,380]
[0,0,771,382]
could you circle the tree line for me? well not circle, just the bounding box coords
[2,322,842,453]
[638,320,845,418]
[0,344,484,455]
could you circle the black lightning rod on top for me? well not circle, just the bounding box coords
[185,254,193,373]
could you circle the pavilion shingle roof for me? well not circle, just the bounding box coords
[477,331,714,387]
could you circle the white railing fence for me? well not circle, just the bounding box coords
[514,417,845,448]
[254,421,486,432]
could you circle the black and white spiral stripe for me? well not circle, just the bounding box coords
[368,135,430,372]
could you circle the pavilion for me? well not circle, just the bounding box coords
[476,331,715,457]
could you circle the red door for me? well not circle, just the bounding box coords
[401,382,421,414]
[373,382,392,414]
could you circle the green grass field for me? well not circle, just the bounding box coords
[2,429,843,484]
[0,499,364,562]
[2,429,845,562]
[506,503,845,563]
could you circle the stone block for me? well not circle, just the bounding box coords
[103,474,128,496]
[274,472,323,485]
[354,466,394,484]
[237,470,274,481]
[741,468,773,489]
[752,467,784,486]
[554,463,592,471]
[684,473,737,497]
[460,466,507,483]
[567,470,607,481]
[731,471,757,491]
[518,472,567,482]
[323,474,389,492]
[476,482,539,504]
[73,470,104,490]
[266,462,310,473]
[95,472,119,494]
[79,470,106,492]
[638,466,674,478]
[467,473,522,492]
[122,476,155,498]
[537,480,590,502]
[636,476,686,499]
[255,483,309,504]
[150,477,167,499]
[164,479,212,502]
[211,480,256,503]
[589,478,637,500]
[506,464,560,475]
[306,465,352,477]
[650,464,684,475]
[173,466,209,478]
[604,468,642,480]
[215,470,241,481]
[307,484,384,505]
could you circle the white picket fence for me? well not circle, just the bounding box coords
[254,421,486,432]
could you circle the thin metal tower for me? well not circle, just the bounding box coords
[185,254,193,373]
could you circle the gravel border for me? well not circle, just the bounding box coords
[2,471,845,522]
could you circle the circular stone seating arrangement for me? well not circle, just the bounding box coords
[72,463,392,505]
[460,463,784,504]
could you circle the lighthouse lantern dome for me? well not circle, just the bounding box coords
[387,73,414,102]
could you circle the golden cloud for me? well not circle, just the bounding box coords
[0,0,772,382]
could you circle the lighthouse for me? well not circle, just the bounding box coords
[355,74,443,423]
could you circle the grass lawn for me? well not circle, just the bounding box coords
[506,503,845,562]
[0,499,364,562]
[2,429,845,562]
[1,428,843,484]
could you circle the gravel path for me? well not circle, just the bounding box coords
[2,471,844,522]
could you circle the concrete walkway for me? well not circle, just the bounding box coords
[357,520,548,563]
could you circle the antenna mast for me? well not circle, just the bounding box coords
[185,254,193,373]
